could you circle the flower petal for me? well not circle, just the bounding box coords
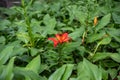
[48,38,59,47]
[61,33,70,42]
[63,37,70,42]
[61,33,68,39]
[55,34,62,43]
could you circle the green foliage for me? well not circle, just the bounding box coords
[77,59,102,80]
[0,46,14,65]
[48,64,74,80]
[87,31,106,43]
[0,0,120,80]
[13,67,45,80]
[25,55,41,73]
[95,13,111,32]
[0,57,15,80]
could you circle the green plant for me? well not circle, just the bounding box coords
[0,0,120,80]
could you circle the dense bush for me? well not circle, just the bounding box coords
[0,0,120,80]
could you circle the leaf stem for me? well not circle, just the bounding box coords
[58,45,63,66]
[93,43,100,56]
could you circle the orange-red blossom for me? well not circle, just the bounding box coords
[94,17,98,26]
[48,33,71,47]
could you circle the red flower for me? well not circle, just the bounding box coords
[48,33,71,47]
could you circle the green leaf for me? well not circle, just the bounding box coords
[69,78,77,80]
[108,69,117,79]
[112,13,120,24]
[67,5,87,25]
[0,20,11,30]
[12,45,27,56]
[117,48,120,54]
[62,64,74,80]
[6,41,27,57]
[0,57,15,80]
[61,27,74,31]
[17,32,30,44]
[67,5,78,24]
[39,64,48,73]
[62,41,81,53]
[14,67,44,80]
[26,55,41,73]
[95,13,111,31]
[48,65,66,80]
[77,12,87,25]
[117,76,120,80]
[30,48,39,57]
[77,58,102,80]
[87,31,105,43]
[69,26,85,40]
[99,37,111,45]
[100,67,108,80]
[107,28,120,43]
[110,53,120,63]
[0,36,5,44]
[91,52,111,62]
[50,2,61,12]
[42,14,57,36]
[43,14,56,28]
[102,57,120,68]
[31,19,42,34]
[0,46,14,65]
[49,64,74,80]
[92,52,120,63]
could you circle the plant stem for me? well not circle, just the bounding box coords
[58,45,63,66]
[93,43,100,56]
[87,43,100,60]
[82,30,87,44]
[22,0,34,47]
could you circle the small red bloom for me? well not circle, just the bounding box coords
[48,38,59,47]
[48,33,71,47]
